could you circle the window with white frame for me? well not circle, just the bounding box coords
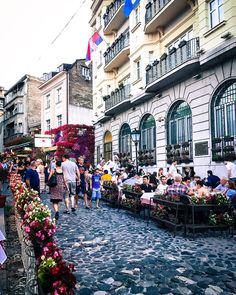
[209,0,224,28]
[46,119,51,130]
[149,51,154,64]
[97,13,102,29]
[57,88,62,103]
[168,29,193,52]
[18,103,23,113]
[18,122,23,133]
[57,114,62,126]
[99,50,103,66]
[134,59,141,81]
[82,67,91,79]
[134,5,140,26]
[45,94,50,109]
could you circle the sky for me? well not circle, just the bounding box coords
[0,0,92,89]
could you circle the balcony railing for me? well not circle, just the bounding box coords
[146,38,200,85]
[104,30,130,66]
[212,136,236,162]
[103,0,125,28]
[166,140,193,164]
[103,84,131,111]
[145,0,171,24]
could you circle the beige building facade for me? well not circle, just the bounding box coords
[90,0,236,178]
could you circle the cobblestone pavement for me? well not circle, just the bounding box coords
[43,197,236,295]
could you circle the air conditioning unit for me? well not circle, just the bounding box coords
[85,75,91,81]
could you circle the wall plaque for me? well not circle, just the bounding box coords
[195,141,209,156]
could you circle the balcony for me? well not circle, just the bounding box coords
[103,84,131,115]
[104,30,130,72]
[145,0,189,34]
[146,38,200,92]
[103,0,127,35]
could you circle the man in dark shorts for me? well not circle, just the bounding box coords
[75,156,90,209]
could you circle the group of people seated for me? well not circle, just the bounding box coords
[98,157,236,202]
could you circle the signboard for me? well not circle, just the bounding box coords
[34,134,53,148]
[195,141,209,156]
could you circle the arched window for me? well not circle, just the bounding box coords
[211,80,236,138]
[140,114,156,150]
[103,131,112,162]
[168,101,192,145]
[119,123,132,155]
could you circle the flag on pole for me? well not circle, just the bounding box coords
[85,32,104,64]
[124,0,140,17]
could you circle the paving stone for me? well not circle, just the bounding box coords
[40,197,236,295]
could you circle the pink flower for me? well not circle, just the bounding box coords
[25,226,31,233]
[36,231,42,237]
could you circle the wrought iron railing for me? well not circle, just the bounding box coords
[146,38,200,85]
[103,0,125,28]
[166,140,193,164]
[212,136,236,162]
[145,0,171,24]
[104,84,131,111]
[138,149,156,167]
[104,30,130,65]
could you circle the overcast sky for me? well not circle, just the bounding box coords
[0,0,91,89]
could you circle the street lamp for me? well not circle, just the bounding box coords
[131,128,141,174]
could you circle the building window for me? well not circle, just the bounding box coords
[209,0,224,29]
[140,114,156,150]
[97,13,102,29]
[119,123,132,155]
[82,66,91,79]
[103,131,112,162]
[57,88,62,103]
[134,5,140,26]
[168,29,193,52]
[134,59,141,81]
[45,94,50,109]
[99,50,103,66]
[57,114,62,126]
[18,103,23,113]
[167,101,192,145]
[46,119,51,131]
[211,80,236,138]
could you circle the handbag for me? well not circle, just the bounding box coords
[47,172,57,187]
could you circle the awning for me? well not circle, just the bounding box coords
[43,146,57,152]
[4,141,32,150]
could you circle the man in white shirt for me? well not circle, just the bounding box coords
[62,155,80,213]
[224,160,236,181]
[156,175,168,194]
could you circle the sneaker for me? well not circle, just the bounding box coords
[71,208,76,213]
[55,212,59,220]
[63,210,70,214]
[85,206,90,210]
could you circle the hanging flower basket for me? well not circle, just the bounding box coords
[178,40,187,48]
[152,59,159,66]
[145,64,152,71]
[224,136,234,142]
[169,47,176,55]
[160,53,167,61]
[212,137,222,144]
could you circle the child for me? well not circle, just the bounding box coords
[90,168,102,209]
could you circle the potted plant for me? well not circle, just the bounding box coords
[178,40,187,48]
[212,137,222,144]
[169,47,176,55]
[160,53,167,61]
[223,145,234,152]
[145,64,152,71]
[212,154,223,162]
[153,59,159,66]
[119,83,124,89]
[182,142,190,148]
[174,143,181,149]
[212,146,221,153]
[224,136,234,142]
[166,144,172,151]
[145,2,152,9]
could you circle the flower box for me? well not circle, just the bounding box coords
[174,144,181,149]
[212,137,222,144]
[169,47,176,55]
[223,145,234,152]
[145,2,152,9]
[152,59,159,66]
[160,53,167,61]
[182,142,190,148]
[145,64,152,71]
[223,136,234,142]
[178,40,187,48]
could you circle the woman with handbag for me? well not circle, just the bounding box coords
[48,160,66,220]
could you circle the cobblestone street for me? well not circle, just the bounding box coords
[43,197,236,295]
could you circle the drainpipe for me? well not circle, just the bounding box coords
[66,71,69,124]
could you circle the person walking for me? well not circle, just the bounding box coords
[36,159,46,194]
[90,168,102,209]
[48,160,66,220]
[25,161,40,195]
[75,156,90,209]
[61,155,80,213]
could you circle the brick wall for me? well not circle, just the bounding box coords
[68,59,93,109]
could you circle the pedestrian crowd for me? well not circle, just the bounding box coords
[0,155,236,220]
